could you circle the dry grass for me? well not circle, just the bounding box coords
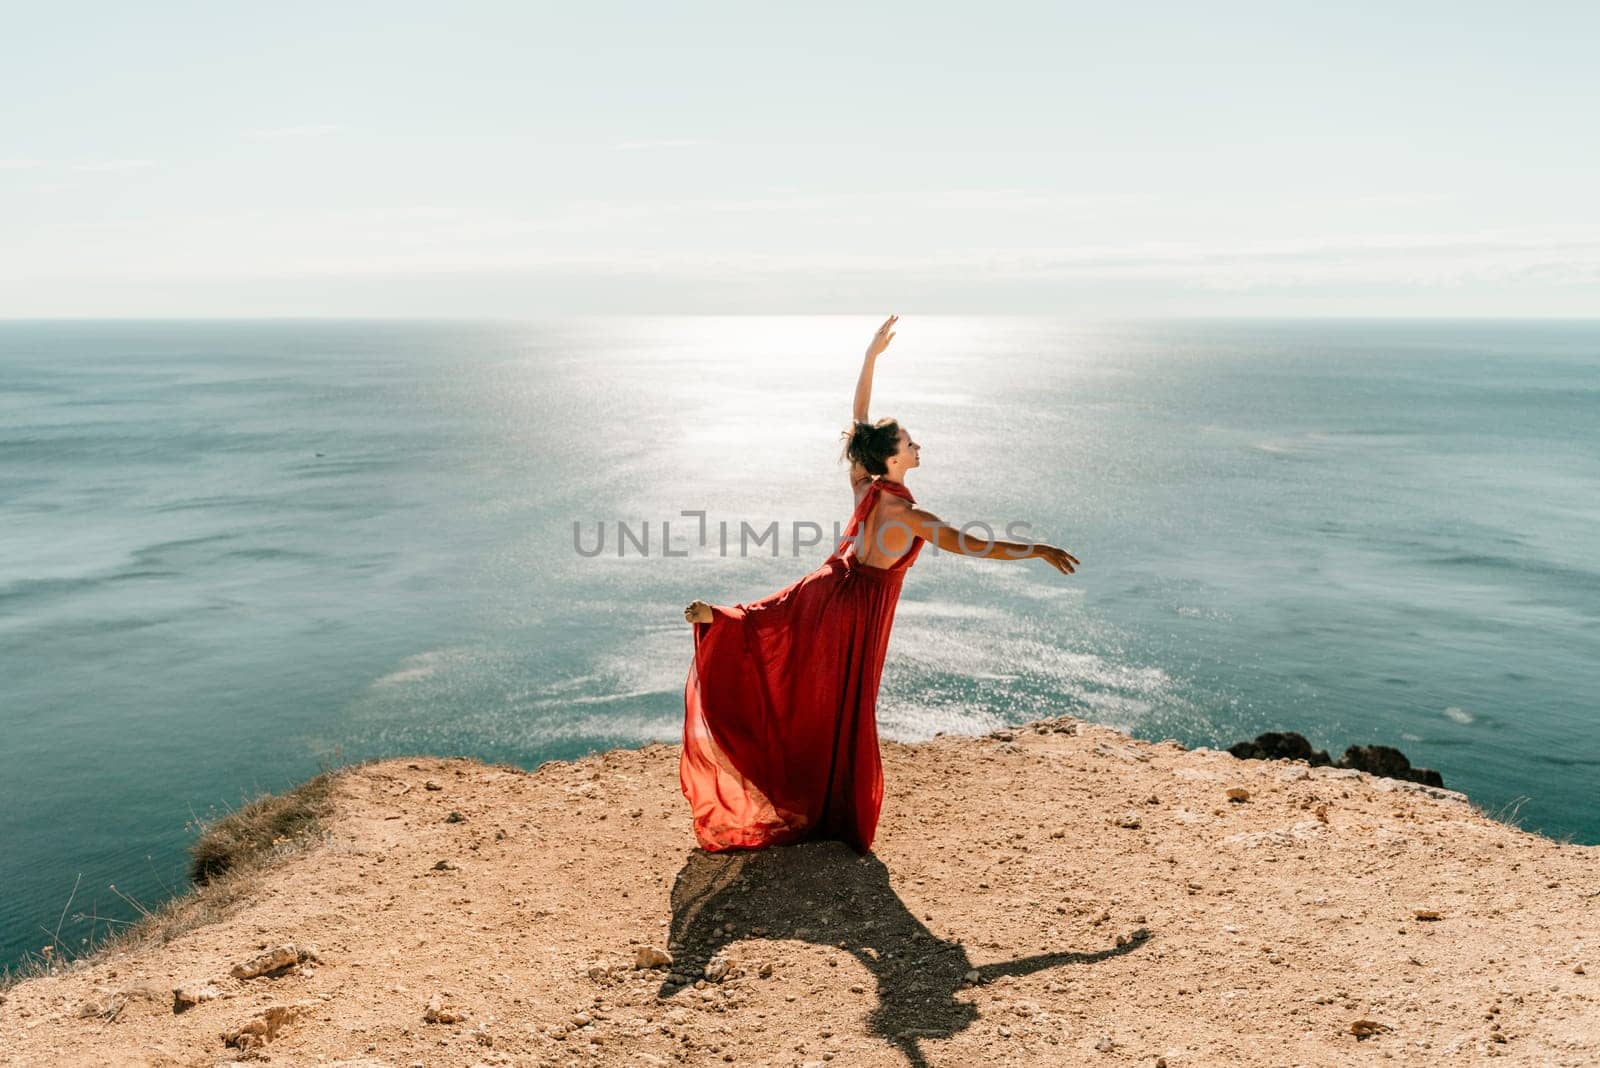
[187,764,342,885]
[1470,791,1585,845]
[0,751,379,993]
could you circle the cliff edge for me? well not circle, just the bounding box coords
[2,715,1595,1066]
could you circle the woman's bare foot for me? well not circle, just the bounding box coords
[684,600,713,624]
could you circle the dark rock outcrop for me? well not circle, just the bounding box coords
[1227,731,1331,766]
[1336,744,1444,787]
[1227,731,1444,787]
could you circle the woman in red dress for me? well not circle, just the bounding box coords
[680,315,1080,855]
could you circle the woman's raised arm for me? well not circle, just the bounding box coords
[852,314,897,423]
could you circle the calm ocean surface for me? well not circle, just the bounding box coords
[2,318,1596,969]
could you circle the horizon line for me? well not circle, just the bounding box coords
[4,314,1600,323]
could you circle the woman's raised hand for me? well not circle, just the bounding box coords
[865,314,898,359]
[1034,544,1080,575]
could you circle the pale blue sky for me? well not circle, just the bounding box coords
[3,1,1597,316]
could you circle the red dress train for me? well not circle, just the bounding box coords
[680,477,924,854]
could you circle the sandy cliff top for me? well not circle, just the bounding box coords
[2,715,1596,1067]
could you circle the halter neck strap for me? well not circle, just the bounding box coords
[869,477,915,504]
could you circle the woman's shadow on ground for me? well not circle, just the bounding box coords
[660,842,1150,1068]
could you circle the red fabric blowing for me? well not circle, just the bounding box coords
[680,478,924,854]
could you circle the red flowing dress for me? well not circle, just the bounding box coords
[680,477,925,855]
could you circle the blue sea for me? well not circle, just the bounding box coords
[2,318,1596,971]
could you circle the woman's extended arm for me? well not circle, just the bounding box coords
[852,314,898,423]
[880,500,1079,574]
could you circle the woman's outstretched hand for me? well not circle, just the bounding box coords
[865,314,898,360]
[1034,544,1080,575]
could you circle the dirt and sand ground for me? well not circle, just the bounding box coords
[2,714,1596,1066]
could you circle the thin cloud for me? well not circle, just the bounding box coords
[247,124,344,139]
[7,213,1597,296]
[69,159,156,172]
[60,228,1594,287]
[708,188,1152,215]
[612,138,710,151]
[0,158,41,171]
[376,189,1154,239]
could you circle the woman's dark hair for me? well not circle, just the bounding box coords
[840,417,901,476]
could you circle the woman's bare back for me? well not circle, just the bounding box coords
[856,488,916,568]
